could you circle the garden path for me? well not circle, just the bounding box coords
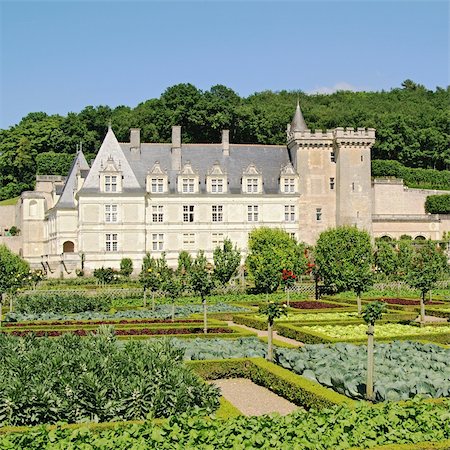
[226,320,303,346]
[414,315,447,323]
[212,378,299,416]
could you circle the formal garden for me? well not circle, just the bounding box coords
[0,227,449,449]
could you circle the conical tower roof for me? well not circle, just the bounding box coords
[290,100,308,132]
[55,149,90,209]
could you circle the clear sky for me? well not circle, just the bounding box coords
[0,0,448,129]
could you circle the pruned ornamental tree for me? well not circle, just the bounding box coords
[375,241,398,279]
[315,226,374,314]
[0,245,29,326]
[120,258,133,277]
[190,251,215,334]
[213,238,241,286]
[139,254,161,309]
[259,301,288,361]
[406,240,448,323]
[162,270,183,321]
[362,301,387,401]
[246,228,307,294]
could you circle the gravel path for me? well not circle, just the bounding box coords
[213,378,299,416]
[414,315,448,323]
[227,320,304,347]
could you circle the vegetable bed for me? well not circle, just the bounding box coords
[3,327,235,338]
[276,323,450,344]
[380,298,444,306]
[288,301,345,309]
[276,341,450,402]
[0,332,220,426]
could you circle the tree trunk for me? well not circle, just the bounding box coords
[420,292,426,324]
[203,298,207,334]
[143,288,147,308]
[267,321,273,362]
[286,289,290,307]
[171,303,175,322]
[152,292,155,312]
[366,323,375,401]
[357,293,362,315]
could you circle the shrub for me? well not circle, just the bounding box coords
[120,258,133,277]
[93,267,119,284]
[425,194,450,214]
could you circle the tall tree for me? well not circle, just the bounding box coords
[315,226,374,314]
[213,238,241,286]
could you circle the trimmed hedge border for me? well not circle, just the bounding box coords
[187,357,355,410]
[350,440,450,450]
[274,323,450,345]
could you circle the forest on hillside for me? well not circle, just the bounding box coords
[0,80,449,200]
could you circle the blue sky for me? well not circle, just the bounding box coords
[0,0,448,129]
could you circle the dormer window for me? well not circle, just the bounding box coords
[146,162,168,194]
[242,164,262,194]
[182,178,195,193]
[246,178,259,193]
[280,164,299,194]
[178,162,199,194]
[100,156,122,193]
[206,161,227,194]
[105,175,117,192]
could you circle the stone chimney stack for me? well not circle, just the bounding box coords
[130,128,141,159]
[171,125,182,171]
[222,130,230,156]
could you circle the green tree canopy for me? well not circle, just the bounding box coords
[246,228,308,294]
[213,238,241,286]
[0,245,29,299]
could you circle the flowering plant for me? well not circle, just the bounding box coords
[281,269,297,287]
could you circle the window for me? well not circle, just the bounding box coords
[105,175,117,192]
[105,233,118,252]
[182,233,195,249]
[212,233,224,247]
[246,178,259,193]
[329,177,335,190]
[182,178,195,193]
[352,182,355,191]
[152,205,164,223]
[183,205,194,222]
[361,155,364,162]
[247,205,259,222]
[105,204,118,223]
[316,208,322,221]
[289,233,296,240]
[212,205,223,222]
[330,152,335,163]
[284,205,295,222]
[151,178,164,193]
[211,179,223,193]
[152,233,164,251]
[283,178,295,193]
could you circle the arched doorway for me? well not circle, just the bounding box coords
[414,235,426,241]
[63,241,75,253]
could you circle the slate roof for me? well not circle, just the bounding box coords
[120,143,291,194]
[290,101,308,132]
[55,150,90,209]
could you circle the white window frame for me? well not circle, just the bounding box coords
[152,233,164,251]
[284,205,295,222]
[105,204,118,223]
[246,178,259,193]
[151,178,164,193]
[211,178,224,193]
[330,177,335,190]
[212,205,223,222]
[105,233,118,252]
[283,178,295,193]
[105,175,117,192]
[183,205,195,222]
[182,178,195,193]
[212,233,224,247]
[182,233,195,249]
[247,205,259,222]
[152,205,164,223]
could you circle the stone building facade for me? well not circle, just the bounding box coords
[2,104,449,276]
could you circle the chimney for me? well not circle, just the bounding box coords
[130,128,141,160]
[222,130,230,156]
[171,125,182,171]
